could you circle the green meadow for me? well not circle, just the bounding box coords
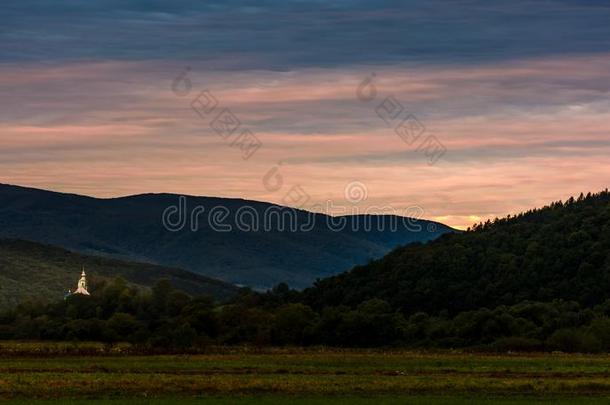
[11,398,610,405]
[1,344,610,403]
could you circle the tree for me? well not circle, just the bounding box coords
[271,303,317,345]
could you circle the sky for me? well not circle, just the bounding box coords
[2,0,610,229]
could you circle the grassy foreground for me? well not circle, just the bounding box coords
[10,398,610,405]
[2,343,610,403]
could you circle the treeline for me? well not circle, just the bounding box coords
[3,278,610,352]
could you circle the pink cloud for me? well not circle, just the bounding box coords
[1,54,609,229]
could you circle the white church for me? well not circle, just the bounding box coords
[65,268,90,297]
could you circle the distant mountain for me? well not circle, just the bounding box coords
[0,239,239,309]
[304,191,610,314]
[0,184,453,289]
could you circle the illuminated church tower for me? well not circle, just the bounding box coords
[74,267,90,295]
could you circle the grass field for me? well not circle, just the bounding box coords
[2,343,610,403]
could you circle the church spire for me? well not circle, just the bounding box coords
[74,266,90,295]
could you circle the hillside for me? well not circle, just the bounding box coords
[0,184,453,289]
[5,192,610,351]
[304,190,610,315]
[0,239,239,309]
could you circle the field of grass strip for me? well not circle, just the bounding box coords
[1,345,610,401]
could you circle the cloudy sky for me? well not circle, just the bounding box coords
[2,0,610,228]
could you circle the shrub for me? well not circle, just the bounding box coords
[490,337,543,352]
[546,328,602,353]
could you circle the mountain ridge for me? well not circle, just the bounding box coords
[0,183,455,289]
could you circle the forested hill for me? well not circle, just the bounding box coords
[6,192,610,352]
[0,183,453,289]
[0,239,239,309]
[304,190,610,315]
